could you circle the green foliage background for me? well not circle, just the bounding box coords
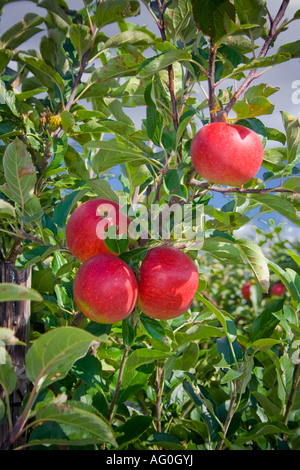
[0,0,300,451]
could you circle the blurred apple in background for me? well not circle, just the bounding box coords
[270,282,286,297]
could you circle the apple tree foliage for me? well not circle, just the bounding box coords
[0,0,300,450]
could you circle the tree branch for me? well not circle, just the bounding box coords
[208,42,217,121]
[188,178,294,195]
[155,0,179,132]
[220,0,291,117]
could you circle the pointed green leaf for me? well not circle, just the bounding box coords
[25,327,100,389]
[237,238,269,292]
[34,401,116,447]
[69,24,92,61]
[3,139,36,208]
[0,283,42,302]
[192,0,236,44]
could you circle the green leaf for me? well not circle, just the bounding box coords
[233,96,274,119]
[95,0,139,29]
[60,110,75,133]
[195,291,228,332]
[138,49,191,78]
[249,299,284,342]
[237,237,269,292]
[235,422,291,445]
[88,179,119,203]
[252,392,282,420]
[69,24,92,61]
[15,245,56,270]
[147,432,185,450]
[283,177,300,194]
[234,0,267,39]
[0,283,42,302]
[191,0,236,44]
[164,169,188,200]
[52,188,89,227]
[250,194,300,226]
[0,49,13,75]
[164,0,197,44]
[0,199,15,218]
[227,53,291,79]
[278,40,300,58]
[0,349,17,395]
[25,327,100,390]
[263,147,286,172]
[140,314,167,341]
[281,112,300,164]
[15,87,47,101]
[90,139,155,174]
[175,324,224,346]
[64,145,89,180]
[38,0,72,29]
[117,415,152,447]
[34,401,116,447]
[0,13,43,49]
[104,30,154,50]
[19,53,65,100]
[221,368,243,384]
[3,139,36,208]
[125,348,171,372]
[83,54,144,97]
[252,338,283,352]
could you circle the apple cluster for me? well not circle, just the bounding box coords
[66,199,199,324]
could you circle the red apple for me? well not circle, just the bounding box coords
[241,282,252,301]
[190,122,264,187]
[73,254,138,324]
[137,246,199,320]
[270,282,286,297]
[66,198,129,262]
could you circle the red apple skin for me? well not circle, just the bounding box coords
[190,122,264,187]
[241,282,252,301]
[73,254,138,324]
[270,282,286,297]
[66,198,129,262]
[138,246,199,320]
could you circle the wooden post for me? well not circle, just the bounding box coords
[0,262,31,449]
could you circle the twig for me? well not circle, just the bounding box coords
[155,0,179,132]
[221,0,291,117]
[156,362,164,434]
[107,344,130,423]
[188,178,294,195]
[216,385,237,450]
[208,42,217,121]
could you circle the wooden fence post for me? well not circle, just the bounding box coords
[0,262,31,449]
